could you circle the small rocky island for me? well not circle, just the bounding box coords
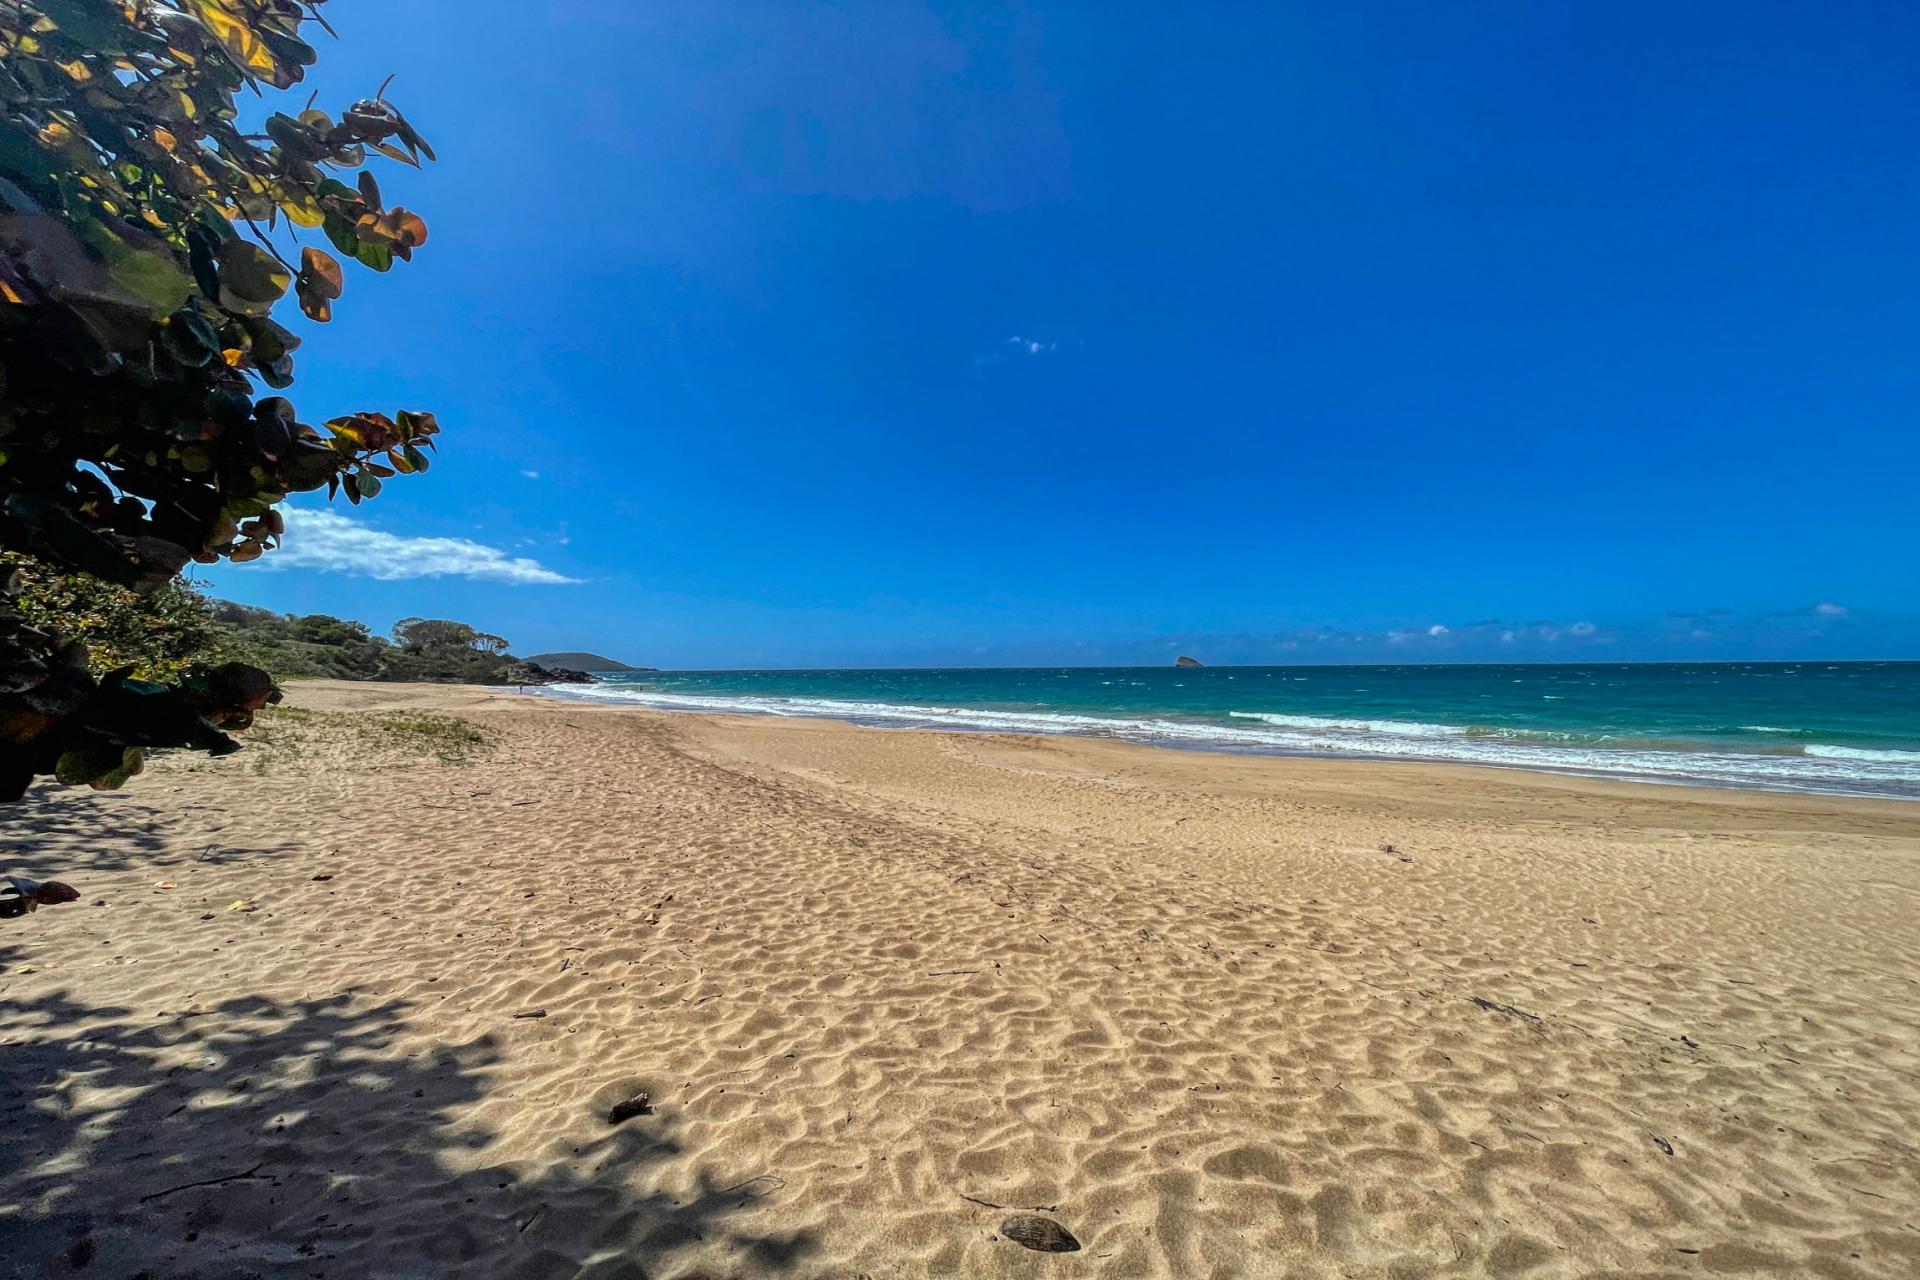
[1175,655,1205,668]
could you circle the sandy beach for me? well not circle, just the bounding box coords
[3,679,1917,1279]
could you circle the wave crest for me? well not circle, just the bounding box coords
[1227,711,1457,737]
[1804,744,1920,763]
[539,683,1920,799]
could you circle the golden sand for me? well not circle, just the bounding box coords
[3,680,1917,1278]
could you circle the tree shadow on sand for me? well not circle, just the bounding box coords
[0,782,296,879]
[0,949,816,1279]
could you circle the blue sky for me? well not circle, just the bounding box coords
[199,1,1920,667]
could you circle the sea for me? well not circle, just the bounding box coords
[541,662,1920,800]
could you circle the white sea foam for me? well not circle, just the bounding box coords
[1804,744,1920,763]
[1226,711,1458,737]
[538,684,1920,799]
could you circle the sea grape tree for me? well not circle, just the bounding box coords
[0,0,440,799]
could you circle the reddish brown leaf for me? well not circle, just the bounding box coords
[300,247,343,298]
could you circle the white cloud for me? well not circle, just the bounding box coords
[1813,601,1849,617]
[1006,335,1055,355]
[1569,620,1597,637]
[259,508,581,585]
[1427,624,1449,636]
[521,469,541,480]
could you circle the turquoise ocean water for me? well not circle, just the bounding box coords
[542,663,1920,799]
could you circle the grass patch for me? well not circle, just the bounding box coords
[224,705,495,774]
[366,710,492,756]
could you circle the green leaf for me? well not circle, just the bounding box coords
[354,471,382,498]
[95,747,147,790]
[352,238,393,273]
[188,0,306,89]
[265,113,322,158]
[242,316,301,364]
[218,241,291,312]
[186,229,222,300]
[36,0,143,54]
[261,360,295,389]
[195,203,238,243]
[54,743,135,787]
[160,310,221,367]
[77,214,196,317]
[323,213,361,258]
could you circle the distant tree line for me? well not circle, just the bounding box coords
[8,553,573,688]
[211,600,566,684]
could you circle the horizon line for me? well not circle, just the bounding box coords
[606,656,1919,674]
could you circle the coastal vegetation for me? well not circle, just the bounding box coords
[0,0,439,799]
[2,550,232,681]
[211,597,584,684]
[7,555,577,686]
[233,703,493,775]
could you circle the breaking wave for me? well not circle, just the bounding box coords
[539,683,1920,800]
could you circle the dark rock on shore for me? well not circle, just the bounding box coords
[494,661,595,686]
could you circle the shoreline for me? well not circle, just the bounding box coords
[530,682,1920,806]
[5,679,1916,1277]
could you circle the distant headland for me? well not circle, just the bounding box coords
[526,652,656,673]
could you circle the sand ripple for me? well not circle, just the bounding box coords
[3,683,1917,1278]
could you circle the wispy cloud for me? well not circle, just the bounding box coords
[259,508,582,585]
[1813,601,1849,617]
[973,335,1070,366]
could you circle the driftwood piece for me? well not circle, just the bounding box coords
[1468,996,1542,1023]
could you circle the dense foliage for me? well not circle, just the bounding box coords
[214,599,576,685]
[15,558,574,684]
[393,617,507,657]
[0,1,440,799]
[3,549,230,679]
[209,597,384,678]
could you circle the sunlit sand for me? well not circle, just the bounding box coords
[4,681,1916,1277]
